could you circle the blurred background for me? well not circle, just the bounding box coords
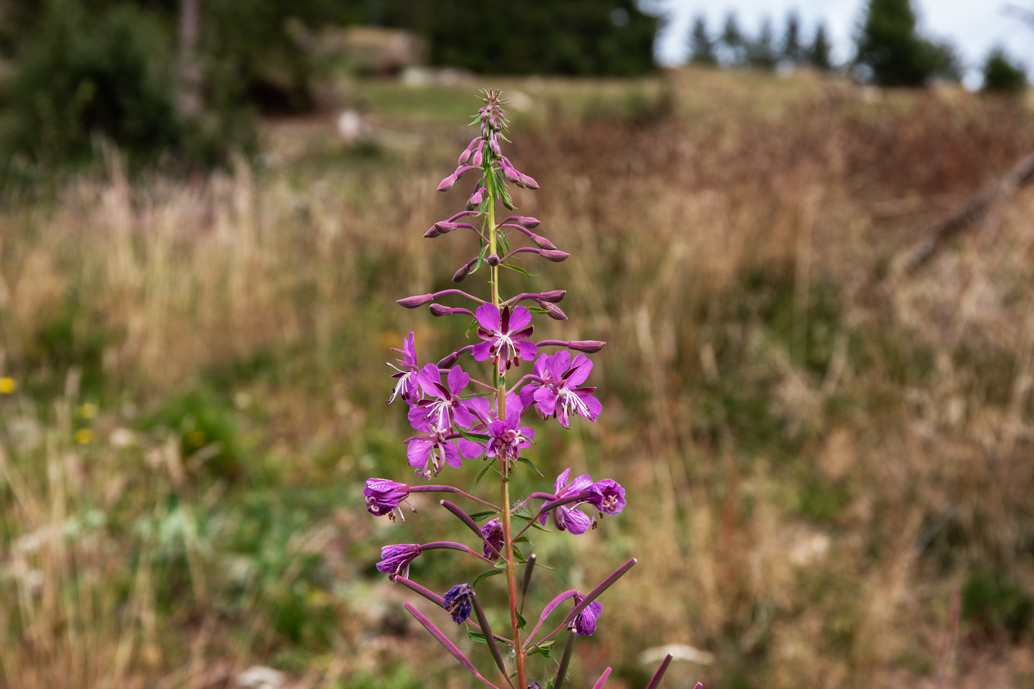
[1,1,1033,688]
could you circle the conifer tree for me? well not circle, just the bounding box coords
[782,11,804,64]
[688,14,717,66]
[747,17,777,69]
[982,47,1028,93]
[720,11,746,66]
[855,0,938,86]
[808,23,833,71]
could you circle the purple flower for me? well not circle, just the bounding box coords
[472,304,537,370]
[409,364,475,432]
[386,332,419,404]
[480,519,504,559]
[522,350,601,428]
[443,583,474,624]
[568,593,602,636]
[541,468,593,535]
[377,544,420,578]
[487,405,534,467]
[364,478,412,521]
[407,429,463,479]
[589,479,626,517]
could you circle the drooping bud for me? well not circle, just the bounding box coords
[538,302,568,320]
[568,340,606,353]
[424,225,442,238]
[486,253,500,267]
[397,294,434,308]
[500,162,520,184]
[429,304,454,317]
[540,250,570,262]
[530,233,557,250]
[504,216,540,228]
[457,136,480,165]
[364,478,412,520]
[467,187,487,210]
[437,173,458,192]
[472,141,484,167]
[443,584,474,624]
[433,222,459,234]
[437,350,462,368]
[489,134,501,156]
[452,257,478,283]
[519,174,540,190]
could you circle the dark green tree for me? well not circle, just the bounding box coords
[747,17,778,69]
[982,47,1028,93]
[808,23,833,71]
[380,0,657,76]
[782,11,804,64]
[855,0,944,86]
[719,11,747,66]
[688,14,717,66]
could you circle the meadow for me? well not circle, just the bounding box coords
[1,68,1033,689]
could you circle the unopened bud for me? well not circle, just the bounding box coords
[510,216,540,228]
[424,225,442,238]
[501,164,520,184]
[428,304,454,317]
[536,290,566,303]
[467,187,486,210]
[519,174,539,190]
[452,258,477,283]
[540,250,570,262]
[397,294,434,308]
[486,253,500,267]
[457,136,480,165]
[489,136,501,156]
[531,234,557,250]
[438,351,461,368]
[568,340,606,353]
[437,174,458,192]
[434,221,459,234]
[538,302,568,320]
[472,142,484,167]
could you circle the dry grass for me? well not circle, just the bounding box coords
[1,70,1034,688]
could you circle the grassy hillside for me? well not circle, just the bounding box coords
[1,68,1033,689]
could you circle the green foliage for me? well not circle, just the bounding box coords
[962,566,1033,642]
[982,47,1028,94]
[781,11,804,64]
[3,1,180,168]
[854,0,959,86]
[719,12,747,66]
[808,24,833,71]
[688,15,718,66]
[381,0,657,77]
[138,388,243,480]
[746,17,778,70]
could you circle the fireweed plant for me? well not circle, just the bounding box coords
[364,91,697,689]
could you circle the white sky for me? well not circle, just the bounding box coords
[648,0,1034,88]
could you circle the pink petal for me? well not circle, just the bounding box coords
[475,303,501,332]
[516,340,538,361]
[471,342,492,361]
[447,366,470,395]
[554,468,571,494]
[567,354,593,386]
[508,305,533,332]
[564,507,592,535]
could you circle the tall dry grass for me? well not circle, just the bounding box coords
[1,78,1034,688]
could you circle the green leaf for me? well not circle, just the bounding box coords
[511,513,551,532]
[466,317,479,337]
[467,629,488,644]
[501,264,537,278]
[516,456,544,477]
[457,427,491,443]
[467,510,498,522]
[472,569,504,588]
[514,536,532,545]
[526,640,556,659]
[528,306,550,315]
[475,462,496,487]
[516,610,527,630]
[472,242,489,275]
[498,232,511,257]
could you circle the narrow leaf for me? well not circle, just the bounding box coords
[471,590,515,688]
[520,554,537,615]
[403,603,499,689]
[500,264,537,278]
[472,569,504,588]
[553,634,576,689]
[516,456,544,477]
[468,511,499,522]
[467,629,488,644]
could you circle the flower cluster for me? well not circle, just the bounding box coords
[359,90,680,689]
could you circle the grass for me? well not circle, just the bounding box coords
[1,67,1034,688]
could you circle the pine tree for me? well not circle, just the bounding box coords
[747,17,777,69]
[855,0,939,86]
[982,47,1028,93]
[782,11,803,64]
[808,23,832,71]
[688,14,717,66]
[719,12,746,66]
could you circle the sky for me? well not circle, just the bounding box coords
[648,0,1034,88]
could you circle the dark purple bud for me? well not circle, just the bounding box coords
[539,302,568,321]
[397,294,434,308]
[537,290,566,303]
[540,250,570,262]
[520,174,540,190]
[452,257,477,283]
[437,351,462,368]
[424,225,442,238]
[480,519,504,559]
[530,234,557,250]
[429,304,454,317]
[443,583,474,624]
[486,253,500,267]
[569,340,606,353]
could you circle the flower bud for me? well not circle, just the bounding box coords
[486,253,500,267]
[437,173,458,192]
[489,135,501,156]
[434,221,459,234]
[519,174,540,190]
[501,163,520,184]
[509,216,540,228]
[437,350,461,368]
[467,187,486,210]
[530,233,556,250]
[538,302,568,320]
[472,141,484,167]
[428,304,454,317]
[452,258,477,283]
[540,250,570,262]
[457,136,480,165]
[536,290,566,303]
[424,225,442,238]
[397,294,434,308]
[569,340,606,353]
